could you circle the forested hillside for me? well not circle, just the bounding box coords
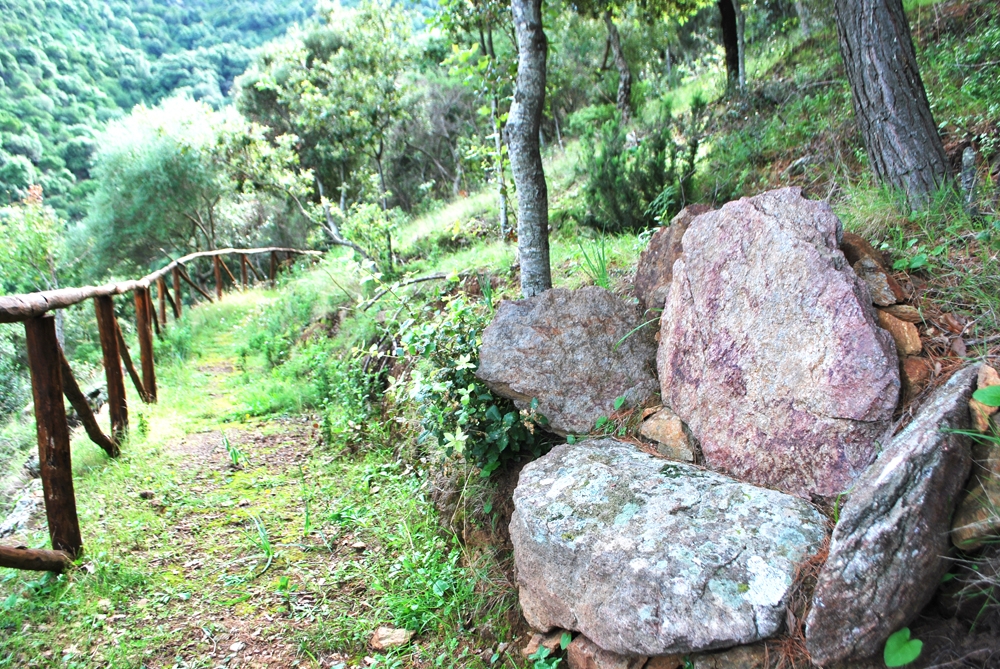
[0,0,315,218]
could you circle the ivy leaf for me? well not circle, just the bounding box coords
[884,628,922,667]
[613,396,626,411]
[972,386,1000,407]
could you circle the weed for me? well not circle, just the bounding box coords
[246,514,275,577]
[884,627,922,667]
[224,433,244,468]
[578,236,611,289]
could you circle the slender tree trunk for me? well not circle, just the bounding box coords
[492,96,511,239]
[603,11,633,122]
[796,0,812,37]
[733,0,746,91]
[834,0,951,209]
[507,0,552,297]
[718,0,740,92]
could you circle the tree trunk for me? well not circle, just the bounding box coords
[603,11,633,122]
[491,96,511,239]
[796,0,812,37]
[834,0,951,209]
[507,0,552,297]
[718,0,740,92]
[733,0,746,91]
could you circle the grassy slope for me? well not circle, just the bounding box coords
[1,283,518,668]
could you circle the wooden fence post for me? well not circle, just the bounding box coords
[157,278,167,326]
[94,296,128,439]
[134,288,157,402]
[173,267,182,318]
[24,315,83,558]
[214,256,223,299]
[240,254,248,290]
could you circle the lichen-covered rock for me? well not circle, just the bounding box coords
[634,205,713,314]
[658,188,899,498]
[805,366,977,667]
[510,439,828,656]
[477,287,658,436]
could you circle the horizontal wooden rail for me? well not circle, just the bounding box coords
[0,545,72,572]
[0,247,322,323]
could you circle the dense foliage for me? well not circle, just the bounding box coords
[0,0,315,218]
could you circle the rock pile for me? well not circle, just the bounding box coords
[476,187,993,668]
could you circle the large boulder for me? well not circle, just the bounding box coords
[634,204,713,314]
[476,287,658,436]
[657,188,900,498]
[510,439,828,656]
[805,366,977,667]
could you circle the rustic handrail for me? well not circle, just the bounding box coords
[0,247,322,323]
[1,245,320,572]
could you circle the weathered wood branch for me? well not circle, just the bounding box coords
[0,545,73,572]
[0,247,322,323]
[115,322,150,404]
[58,346,119,457]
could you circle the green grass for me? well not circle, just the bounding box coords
[0,284,517,668]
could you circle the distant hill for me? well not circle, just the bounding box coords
[0,0,315,219]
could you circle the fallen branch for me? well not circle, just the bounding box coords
[0,545,72,572]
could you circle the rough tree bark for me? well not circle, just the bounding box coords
[718,0,740,92]
[834,0,951,208]
[507,0,552,297]
[603,11,633,122]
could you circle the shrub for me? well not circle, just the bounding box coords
[398,293,553,476]
[579,101,706,233]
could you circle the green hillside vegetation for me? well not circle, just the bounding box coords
[0,0,315,218]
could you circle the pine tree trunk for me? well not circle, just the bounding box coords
[718,0,740,92]
[603,11,633,122]
[507,0,552,297]
[834,0,951,209]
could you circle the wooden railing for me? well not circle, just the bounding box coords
[0,247,321,572]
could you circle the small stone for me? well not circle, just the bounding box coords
[805,366,977,666]
[840,231,906,303]
[230,642,246,653]
[689,645,770,669]
[877,310,922,356]
[900,357,933,404]
[644,656,684,669]
[951,481,1000,551]
[138,491,154,500]
[880,304,922,323]
[852,257,898,306]
[969,364,999,433]
[370,626,414,651]
[638,408,696,462]
[352,542,367,552]
[567,636,646,669]
[522,630,567,658]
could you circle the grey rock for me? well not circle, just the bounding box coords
[689,644,771,669]
[634,204,713,314]
[477,287,658,436]
[658,187,899,498]
[510,439,828,656]
[805,366,977,667]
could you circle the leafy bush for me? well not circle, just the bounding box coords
[398,293,552,476]
[579,101,706,232]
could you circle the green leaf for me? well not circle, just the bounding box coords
[595,416,609,429]
[613,396,625,411]
[560,632,572,650]
[884,628,922,667]
[567,435,577,444]
[973,386,1000,407]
